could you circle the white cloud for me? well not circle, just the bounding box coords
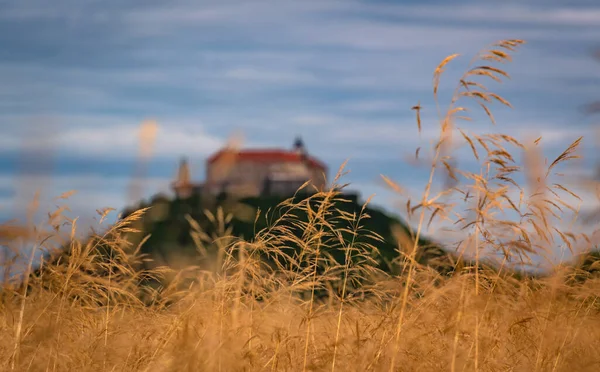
[223,67,318,84]
[119,2,600,47]
[123,1,351,29]
[372,4,600,27]
[292,115,341,126]
[8,1,599,30]
[1,173,175,236]
[336,99,407,113]
[0,115,227,159]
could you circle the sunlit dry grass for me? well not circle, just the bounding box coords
[1,39,600,372]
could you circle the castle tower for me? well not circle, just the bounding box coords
[172,157,193,199]
[293,136,307,158]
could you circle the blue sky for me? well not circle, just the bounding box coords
[1,0,600,266]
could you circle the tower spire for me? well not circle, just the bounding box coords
[177,157,191,185]
[173,157,193,198]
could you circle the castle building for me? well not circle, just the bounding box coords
[171,137,328,199]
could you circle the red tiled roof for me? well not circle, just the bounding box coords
[207,149,327,170]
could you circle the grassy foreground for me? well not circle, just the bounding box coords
[2,39,600,371]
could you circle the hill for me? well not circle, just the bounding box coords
[119,188,457,281]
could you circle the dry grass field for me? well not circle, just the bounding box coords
[1,39,600,372]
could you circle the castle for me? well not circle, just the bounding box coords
[171,137,328,199]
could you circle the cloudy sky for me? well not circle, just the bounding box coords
[1,0,600,265]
